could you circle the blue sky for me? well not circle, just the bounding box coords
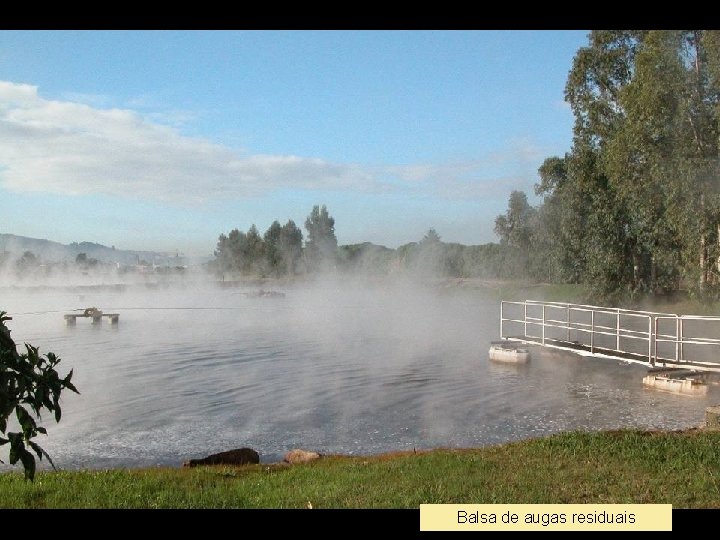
[0,30,588,256]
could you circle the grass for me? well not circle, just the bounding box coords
[2,430,720,508]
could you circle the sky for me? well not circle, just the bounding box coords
[0,30,588,256]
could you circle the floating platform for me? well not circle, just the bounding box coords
[642,372,708,396]
[246,290,285,298]
[489,341,531,364]
[65,307,119,325]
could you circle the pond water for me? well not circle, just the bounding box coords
[1,280,716,470]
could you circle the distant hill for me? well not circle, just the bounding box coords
[0,233,201,266]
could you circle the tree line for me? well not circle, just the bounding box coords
[211,203,528,280]
[210,204,339,277]
[495,30,720,302]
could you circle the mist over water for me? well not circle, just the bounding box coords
[1,279,717,470]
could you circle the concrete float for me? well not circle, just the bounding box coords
[64,307,119,326]
[489,341,531,364]
[642,370,708,396]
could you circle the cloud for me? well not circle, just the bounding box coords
[0,81,385,203]
[60,91,116,109]
[0,81,544,204]
[384,139,545,199]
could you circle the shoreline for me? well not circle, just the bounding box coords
[1,421,711,474]
[2,428,720,508]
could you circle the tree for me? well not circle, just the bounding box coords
[75,252,98,269]
[532,155,586,283]
[422,228,441,244]
[413,229,445,277]
[304,205,338,272]
[264,221,283,275]
[213,226,265,276]
[560,31,646,299]
[214,220,302,278]
[0,311,78,480]
[15,251,38,270]
[494,191,536,251]
[522,31,720,300]
[244,225,265,275]
[602,30,691,295]
[213,230,240,274]
[279,220,304,275]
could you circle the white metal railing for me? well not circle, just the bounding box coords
[500,300,720,370]
[654,315,720,368]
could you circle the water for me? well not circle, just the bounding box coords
[1,281,717,470]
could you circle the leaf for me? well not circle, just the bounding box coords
[42,395,54,410]
[28,440,55,470]
[20,449,35,481]
[16,405,37,437]
[9,441,20,464]
[27,439,43,459]
[63,373,79,394]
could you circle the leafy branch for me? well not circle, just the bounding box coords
[1,310,79,480]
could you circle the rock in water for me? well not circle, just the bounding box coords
[706,406,720,430]
[283,449,322,464]
[183,447,260,467]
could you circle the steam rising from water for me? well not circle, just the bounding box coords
[1,278,716,470]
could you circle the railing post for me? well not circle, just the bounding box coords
[652,317,657,366]
[542,304,546,345]
[500,301,504,339]
[524,302,528,339]
[616,309,620,352]
[679,318,684,362]
[675,316,679,363]
[566,304,570,341]
[647,316,652,364]
[590,310,594,353]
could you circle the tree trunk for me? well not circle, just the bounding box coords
[691,30,707,156]
[699,191,707,286]
[700,233,708,286]
[651,253,657,292]
[715,222,720,286]
[632,251,641,290]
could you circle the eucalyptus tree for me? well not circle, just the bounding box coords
[533,155,586,283]
[214,228,246,274]
[560,30,647,298]
[214,225,266,276]
[494,191,535,250]
[264,219,304,276]
[279,220,304,275]
[264,221,283,276]
[494,190,536,277]
[602,31,720,295]
[546,29,720,299]
[244,225,265,275]
[304,205,338,272]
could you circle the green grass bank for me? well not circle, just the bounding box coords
[2,430,720,508]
